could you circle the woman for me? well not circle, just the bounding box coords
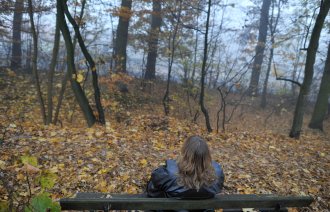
[146,136,224,199]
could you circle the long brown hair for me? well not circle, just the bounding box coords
[177,136,216,190]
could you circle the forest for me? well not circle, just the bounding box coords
[0,0,329,211]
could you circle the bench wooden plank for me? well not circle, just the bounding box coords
[59,193,313,211]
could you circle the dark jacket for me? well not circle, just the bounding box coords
[147,159,224,199]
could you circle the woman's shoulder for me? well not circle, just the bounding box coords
[151,159,177,181]
[212,161,224,176]
[165,159,178,174]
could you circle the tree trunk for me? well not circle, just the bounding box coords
[163,0,182,116]
[11,0,24,71]
[309,42,330,130]
[27,0,47,124]
[53,0,86,125]
[46,20,60,125]
[291,34,304,97]
[57,0,96,127]
[144,0,162,80]
[200,0,212,132]
[247,0,271,96]
[260,47,273,108]
[290,0,330,138]
[261,0,281,108]
[62,0,105,124]
[191,14,199,86]
[114,0,132,73]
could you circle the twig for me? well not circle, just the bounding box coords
[274,63,302,87]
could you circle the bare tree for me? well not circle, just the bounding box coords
[144,0,162,80]
[309,41,330,130]
[290,0,330,138]
[260,0,282,108]
[62,0,105,124]
[57,0,96,127]
[163,0,183,116]
[114,0,132,73]
[247,0,271,96]
[46,19,60,125]
[200,0,212,132]
[10,0,24,71]
[27,0,46,124]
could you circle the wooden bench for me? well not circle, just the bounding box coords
[59,192,313,212]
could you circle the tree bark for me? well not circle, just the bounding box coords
[11,0,24,71]
[290,0,330,138]
[144,0,162,80]
[62,0,105,124]
[247,0,271,96]
[261,0,281,108]
[27,0,47,124]
[200,0,212,132]
[114,0,132,73]
[46,20,60,125]
[57,0,96,127]
[309,42,330,130]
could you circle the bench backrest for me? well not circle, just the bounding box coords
[59,193,313,211]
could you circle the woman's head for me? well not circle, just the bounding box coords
[177,136,216,190]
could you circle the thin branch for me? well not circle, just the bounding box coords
[274,63,302,86]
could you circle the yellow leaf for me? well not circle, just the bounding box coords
[6,68,16,77]
[308,187,319,194]
[140,159,147,167]
[76,73,84,83]
[50,131,57,137]
[95,180,108,192]
[97,168,108,174]
[49,166,59,173]
[94,131,105,138]
[21,155,38,166]
[238,174,251,179]
[122,174,130,181]
[17,173,25,180]
[49,137,65,143]
[126,185,138,194]
[92,158,99,162]
[0,160,6,169]
[58,163,65,169]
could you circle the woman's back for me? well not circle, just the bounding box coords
[147,159,224,199]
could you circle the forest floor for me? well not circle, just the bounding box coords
[0,72,329,211]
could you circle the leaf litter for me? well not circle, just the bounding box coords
[0,74,329,211]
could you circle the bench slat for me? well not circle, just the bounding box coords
[59,193,313,210]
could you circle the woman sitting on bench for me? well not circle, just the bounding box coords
[146,135,225,199]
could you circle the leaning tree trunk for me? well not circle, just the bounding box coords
[11,0,24,71]
[53,0,86,125]
[144,0,162,80]
[290,0,330,138]
[27,0,47,124]
[247,0,271,96]
[200,0,212,132]
[57,0,96,127]
[309,42,330,130]
[62,0,105,124]
[114,0,132,73]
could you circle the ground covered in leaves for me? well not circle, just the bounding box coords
[0,73,329,211]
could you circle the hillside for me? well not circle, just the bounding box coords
[0,72,329,211]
